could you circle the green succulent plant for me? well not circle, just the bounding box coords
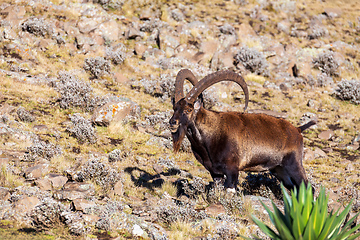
[245,182,360,240]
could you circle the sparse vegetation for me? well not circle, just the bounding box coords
[83,57,111,79]
[21,17,52,37]
[53,71,104,111]
[16,106,35,122]
[75,157,121,191]
[335,79,360,104]
[24,139,62,161]
[313,51,339,77]
[67,114,97,144]
[234,46,269,76]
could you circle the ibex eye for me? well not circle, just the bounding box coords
[185,109,192,114]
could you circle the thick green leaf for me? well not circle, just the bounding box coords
[291,203,305,239]
[313,197,327,237]
[282,184,292,226]
[327,201,353,238]
[251,183,360,240]
[301,183,314,227]
[303,209,317,240]
[318,210,340,240]
[259,200,294,240]
[313,188,328,237]
[251,215,280,239]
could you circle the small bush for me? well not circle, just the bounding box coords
[25,139,62,161]
[87,200,124,231]
[143,111,172,131]
[234,47,269,76]
[140,19,163,32]
[17,107,35,122]
[207,181,244,215]
[138,74,175,100]
[93,0,124,10]
[308,25,328,39]
[316,72,333,87]
[30,198,65,230]
[335,79,360,104]
[106,43,127,65]
[21,17,52,37]
[247,183,360,240]
[171,9,185,22]
[53,71,103,112]
[75,157,120,190]
[182,177,206,198]
[67,114,97,144]
[61,211,91,235]
[156,199,207,224]
[219,23,236,36]
[84,57,111,79]
[108,149,125,162]
[241,172,282,199]
[210,222,239,240]
[313,51,339,76]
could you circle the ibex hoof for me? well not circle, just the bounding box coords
[226,188,236,193]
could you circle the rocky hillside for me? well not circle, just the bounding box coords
[0,0,360,239]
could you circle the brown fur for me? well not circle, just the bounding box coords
[170,99,316,190]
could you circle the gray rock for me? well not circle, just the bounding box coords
[125,25,141,40]
[303,148,315,163]
[345,163,355,172]
[314,147,327,158]
[35,179,52,191]
[24,164,50,180]
[46,174,68,189]
[72,198,97,212]
[13,196,40,217]
[0,187,11,201]
[54,182,95,201]
[318,130,334,140]
[205,203,226,217]
[95,19,119,42]
[113,180,123,196]
[91,100,140,126]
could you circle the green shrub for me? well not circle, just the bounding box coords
[246,183,360,240]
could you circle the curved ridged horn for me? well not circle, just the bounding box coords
[174,69,199,104]
[185,71,249,111]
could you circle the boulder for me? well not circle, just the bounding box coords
[318,130,334,140]
[314,147,327,158]
[0,187,10,201]
[54,182,95,201]
[24,164,49,180]
[205,203,226,217]
[13,196,40,216]
[95,19,120,42]
[72,198,96,212]
[92,100,140,126]
[113,180,123,196]
[46,174,68,189]
[35,178,52,191]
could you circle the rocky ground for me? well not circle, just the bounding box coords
[0,0,360,239]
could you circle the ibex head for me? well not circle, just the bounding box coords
[169,69,249,152]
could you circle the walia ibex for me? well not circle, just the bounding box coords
[169,69,316,191]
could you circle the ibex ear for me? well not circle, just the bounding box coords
[194,100,201,111]
[171,97,175,107]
